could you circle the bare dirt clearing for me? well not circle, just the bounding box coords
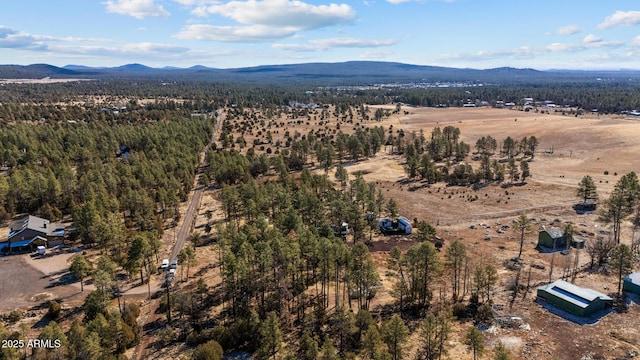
[0,253,84,310]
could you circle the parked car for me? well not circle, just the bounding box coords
[170,259,178,269]
[161,259,169,270]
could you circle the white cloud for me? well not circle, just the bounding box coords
[0,25,197,63]
[120,42,188,53]
[0,27,46,50]
[546,42,580,52]
[433,46,538,62]
[175,24,299,42]
[48,43,188,57]
[104,0,170,19]
[359,50,393,59]
[172,0,220,5]
[546,39,623,53]
[195,0,354,29]
[273,37,397,51]
[583,34,602,43]
[432,38,626,64]
[178,0,355,42]
[0,27,17,38]
[555,24,580,35]
[0,26,106,51]
[597,10,640,29]
[632,35,640,47]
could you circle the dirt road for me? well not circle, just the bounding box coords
[133,112,222,360]
[171,112,222,260]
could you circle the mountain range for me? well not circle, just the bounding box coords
[0,61,639,85]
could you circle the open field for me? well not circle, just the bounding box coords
[341,106,640,359]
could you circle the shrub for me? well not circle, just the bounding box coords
[8,310,21,323]
[191,340,223,360]
[211,325,232,350]
[452,302,468,319]
[186,330,202,346]
[476,303,494,325]
[47,300,61,319]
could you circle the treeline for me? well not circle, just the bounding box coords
[0,99,217,124]
[0,117,213,249]
[3,79,640,119]
[391,83,640,113]
[401,127,535,186]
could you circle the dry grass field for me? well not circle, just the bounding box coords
[340,106,640,360]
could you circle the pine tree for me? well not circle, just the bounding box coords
[464,326,485,360]
[493,341,512,360]
[381,314,409,360]
[298,332,319,360]
[600,172,639,243]
[576,175,598,203]
[446,240,467,301]
[362,324,386,360]
[514,214,532,259]
[70,255,93,292]
[258,312,283,360]
[608,244,634,297]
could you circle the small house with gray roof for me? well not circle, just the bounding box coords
[537,280,613,317]
[537,227,584,251]
[0,215,65,253]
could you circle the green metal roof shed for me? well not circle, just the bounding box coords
[623,273,640,295]
[538,228,567,250]
[537,280,613,317]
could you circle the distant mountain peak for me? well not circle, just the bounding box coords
[114,63,153,71]
[1,61,638,83]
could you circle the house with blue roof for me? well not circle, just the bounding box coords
[0,215,66,253]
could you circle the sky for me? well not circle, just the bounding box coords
[1,0,640,70]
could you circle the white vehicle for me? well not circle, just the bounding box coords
[161,259,169,270]
[170,259,178,269]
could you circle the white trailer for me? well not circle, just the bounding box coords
[396,217,412,235]
[379,216,412,235]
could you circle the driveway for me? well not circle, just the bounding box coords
[0,253,84,310]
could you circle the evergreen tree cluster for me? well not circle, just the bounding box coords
[0,117,213,252]
[401,127,536,186]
